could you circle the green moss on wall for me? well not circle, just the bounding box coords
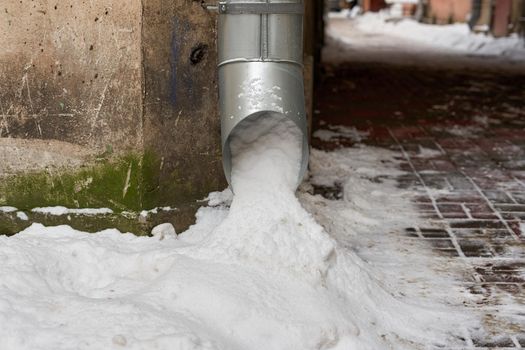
[0,153,144,211]
[0,150,223,236]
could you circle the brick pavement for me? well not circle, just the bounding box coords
[313,61,525,349]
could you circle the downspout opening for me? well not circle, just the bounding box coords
[218,0,309,192]
[223,110,309,192]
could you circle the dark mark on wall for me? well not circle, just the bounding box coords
[190,43,207,65]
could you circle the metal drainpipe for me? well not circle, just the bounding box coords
[207,0,309,191]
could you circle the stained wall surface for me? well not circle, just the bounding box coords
[0,0,143,158]
[0,0,225,228]
[141,0,224,209]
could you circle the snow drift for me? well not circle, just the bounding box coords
[0,117,478,349]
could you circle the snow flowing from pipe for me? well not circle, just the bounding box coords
[0,114,478,349]
[192,114,336,280]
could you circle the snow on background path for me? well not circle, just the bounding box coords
[352,13,524,59]
[0,117,480,349]
[326,11,525,66]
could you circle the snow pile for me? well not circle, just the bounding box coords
[16,211,28,221]
[0,117,477,349]
[151,223,177,240]
[1,206,29,221]
[186,114,334,279]
[350,13,525,59]
[0,206,17,213]
[31,206,113,216]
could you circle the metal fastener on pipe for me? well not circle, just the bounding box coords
[217,0,309,191]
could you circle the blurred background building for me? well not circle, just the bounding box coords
[330,0,525,37]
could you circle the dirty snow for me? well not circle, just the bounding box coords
[0,117,479,349]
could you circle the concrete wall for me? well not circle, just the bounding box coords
[142,0,224,210]
[1,0,143,155]
[0,0,225,232]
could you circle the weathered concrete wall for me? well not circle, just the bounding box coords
[1,0,143,154]
[142,0,225,209]
[1,0,317,233]
[0,0,145,211]
[0,0,225,233]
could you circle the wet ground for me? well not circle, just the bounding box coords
[313,33,525,348]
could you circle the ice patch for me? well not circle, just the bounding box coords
[238,79,284,113]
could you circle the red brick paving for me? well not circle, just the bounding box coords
[314,61,525,349]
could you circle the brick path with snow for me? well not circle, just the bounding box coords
[314,61,525,348]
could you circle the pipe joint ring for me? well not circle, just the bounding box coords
[218,2,304,15]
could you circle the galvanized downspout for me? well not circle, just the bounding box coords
[209,0,309,190]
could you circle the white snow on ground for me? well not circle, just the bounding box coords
[16,211,28,221]
[431,124,485,138]
[31,206,114,216]
[313,125,369,143]
[0,206,17,213]
[333,12,525,60]
[140,206,178,218]
[151,223,177,240]
[417,146,443,158]
[1,206,29,221]
[0,117,479,349]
